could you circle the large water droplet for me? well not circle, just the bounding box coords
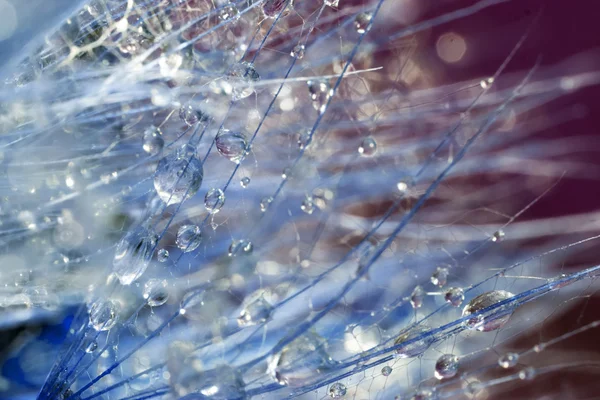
[226,61,260,101]
[435,354,459,380]
[142,125,164,156]
[269,332,334,387]
[154,146,204,206]
[394,326,434,358]
[89,300,119,331]
[205,188,225,214]
[144,279,169,307]
[328,382,347,398]
[176,225,202,253]
[216,128,248,164]
[113,226,158,285]
[462,290,515,332]
[307,80,333,114]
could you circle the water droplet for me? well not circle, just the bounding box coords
[240,177,251,188]
[358,137,377,157]
[216,128,249,164]
[291,44,305,59]
[89,300,119,331]
[154,146,204,206]
[142,126,164,155]
[354,12,372,34]
[435,354,459,380]
[307,80,333,114]
[301,195,315,214]
[238,295,273,327]
[381,366,392,376]
[176,225,202,253]
[480,77,494,89]
[218,2,239,21]
[396,179,410,193]
[431,267,449,287]
[394,326,434,358]
[269,333,334,387]
[113,226,158,285]
[325,0,339,7]
[179,104,209,126]
[498,352,519,369]
[312,188,334,210]
[410,285,425,309]
[226,61,260,101]
[329,382,347,398]
[297,130,312,150]
[444,287,464,307]
[409,389,433,400]
[262,0,293,18]
[144,279,169,307]
[492,230,505,242]
[260,196,273,212]
[281,167,292,179]
[157,248,169,262]
[205,188,225,214]
[519,367,535,380]
[168,360,247,399]
[462,290,515,332]
[85,340,98,353]
[228,239,253,256]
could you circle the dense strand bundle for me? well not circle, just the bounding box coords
[0,0,599,399]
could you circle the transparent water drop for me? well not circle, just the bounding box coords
[226,61,260,101]
[358,137,377,157]
[85,340,98,353]
[269,332,334,387]
[410,285,425,309]
[168,359,247,399]
[328,382,347,398]
[297,130,312,150]
[154,146,204,206]
[176,225,202,253]
[89,300,119,331]
[381,366,392,376]
[216,128,248,164]
[281,167,292,180]
[394,325,434,358]
[518,366,535,380]
[354,12,372,34]
[444,287,464,307]
[157,248,169,263]
[291,44,305,59]
[218,2,239,21]
[492,230,505,242]
[113,226,158,285]
[307,80,333,114]
[480,77,495,89]
[462,290,515,332]
[325,0,339,7]
[260,196,273,212]
[142,125,164,155]
[179,104,209,126]
[143,279,169,307]
[205,188,225,214]
[312,188,334,210]
[240,177,251,188]
[238,295,273,327]
[431,266,449,287]
[410,389,433,400]
[498,352,519,369]
[301,195,315,214]
[228,239,253,256]
[435,354,459,380]
[262,0,293,18]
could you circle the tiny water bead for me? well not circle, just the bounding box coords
[262,0,293,18]
[142,125,164,156]
[143,279,169,307]
[435,354,459,380]
[307,79,333,114]
[324,0,339,7]
[498,352,519,369]
[290,44,305,59]
[260,196,273,212]
[300,195,315,214]
[381,366,392,376]
[226,61,260,101]
[410,285,425,309]
[462,290,516,332]
[154,145,204,206]
[237,295,273,327]
[176,225,202,253]
[492,229,505,242]
[297,130,312,150]
[431,266,449,287]
[240,177,251,188]
[228,239,253,256]
[89,300,120,331]
[328,382,347,398]
[444,287,464,307]
[113,226,158,285]
[218,2,239,21]
[394,325,434,358]
[358,137,377,157]
[84,340,98,353]
[519,366,536,380]
[204,188,225,214]
[215,128,249,164]
[354,12,372,34]
[157,248,169,262]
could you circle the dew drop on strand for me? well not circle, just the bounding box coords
[142,125,164,156]
[218,2,239,21]
[394,326,434,358]
[179,104,208,126]
[498,352,519,369]
[154,145,204,206]
[238,295,273,327]
[358,137,377,157]
[329,382,347,398]
[228,239,253,257]
[410,285,425,309]
[444,287,464,307]
[85,340,98,353]
[216,128,248,164]
[204,188,225,214]
[157,248,169,262]
[240,177,251,188]
[113,226,158,285]
[226,61,260,101]
[381,366,392,376]
[325,0,339,6]
[89,300,119,331]
[462,290,516,332]
[262,0,293,18]
[431,266,449,287]
[354,12,372,34]
[144,279,169,307]
[291,44,305,59]
[260,196,273,212]
[435,354,459,379]
[176,225,202,253]
[301,195,315,214]
[492,230,505,242]
[307,80,333,114]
